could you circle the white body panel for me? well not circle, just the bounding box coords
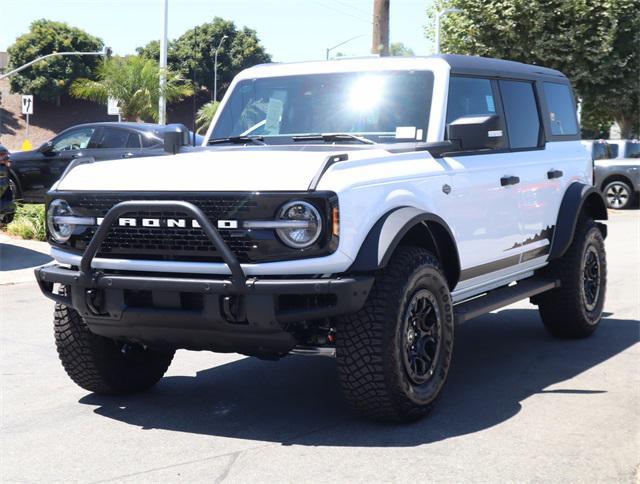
[48,57,592,299]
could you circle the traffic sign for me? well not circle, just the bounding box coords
[107,97,121,116]
[21,95,33,115]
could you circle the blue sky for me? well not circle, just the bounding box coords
[0,0,436,62]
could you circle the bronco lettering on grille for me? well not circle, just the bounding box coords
[94,217,238,229]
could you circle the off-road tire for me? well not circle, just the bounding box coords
[536,217,606,338]
[336,247,454,422]
[54,299,175,394]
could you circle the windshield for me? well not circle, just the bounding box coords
[210,70,434,144]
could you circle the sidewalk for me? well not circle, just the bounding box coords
[0,232,51,285]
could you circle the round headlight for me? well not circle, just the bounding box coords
[276,201,322,248]
[47,199,75,243]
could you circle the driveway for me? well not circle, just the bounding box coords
[1,211,638,483]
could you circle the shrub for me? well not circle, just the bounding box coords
[6,204,46,241]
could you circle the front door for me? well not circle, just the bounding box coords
[438,76,524,286]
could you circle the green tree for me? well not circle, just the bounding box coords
[7,19,103,104]
[427,0,639,137]
[195,101,219,134]
[70,56,193,122]
[390,42,415,57]
[138,17,271,100]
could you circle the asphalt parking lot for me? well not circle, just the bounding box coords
[1,210,638,483]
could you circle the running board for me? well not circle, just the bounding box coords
[454,278,559,324]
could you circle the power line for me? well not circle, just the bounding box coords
[312,1,373,25]
[328,0,371,16]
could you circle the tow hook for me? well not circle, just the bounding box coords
[222,295,247,323]
[85,289,106,315]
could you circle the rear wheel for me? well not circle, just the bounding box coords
[336,247,454,422]
[536,217,606,338]
[603,180,632,209]
[55,296,175,394]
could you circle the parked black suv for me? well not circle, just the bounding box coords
[8,122,200,203]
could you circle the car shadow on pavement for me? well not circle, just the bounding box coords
[79,309,639,447]
[0,243,52,271]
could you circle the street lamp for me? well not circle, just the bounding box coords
[435,7,462,54]
[213,35,228,102]
[325,35,365,60]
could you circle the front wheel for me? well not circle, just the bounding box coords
[535,217,606,338]
[55,300,175,394]
[336,247,454,422]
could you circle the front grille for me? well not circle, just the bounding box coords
[52,192,337,263]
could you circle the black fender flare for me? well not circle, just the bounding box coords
[548,182,608,260]
[348,207,461,289]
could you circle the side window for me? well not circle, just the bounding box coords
[625,141,640,159]
[142,132,163,148]
[499,80,541,149]
[592,142,608,160]
[126,133,142,149]
[543,82,578,135]
[446,77,497,124]
[94,128,130,149]
[52,128,95,151]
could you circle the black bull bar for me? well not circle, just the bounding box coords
[35,200,373,333]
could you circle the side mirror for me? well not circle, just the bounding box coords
[38,140,54,154]
[446,114,504,151]
[163,124,190,154]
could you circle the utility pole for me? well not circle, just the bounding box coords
[371,0,390,56]
[158,0,169,125]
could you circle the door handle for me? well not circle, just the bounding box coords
[500,175,520,186]
[122,152,135,158]
[71,152,84,158]
[547,169,563,179]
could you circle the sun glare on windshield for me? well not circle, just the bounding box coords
[348,75,386,113]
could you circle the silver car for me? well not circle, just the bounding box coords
[588,139,640,209]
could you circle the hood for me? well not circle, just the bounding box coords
[55,145,390,192]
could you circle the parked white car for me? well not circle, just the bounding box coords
[36,55,608,422]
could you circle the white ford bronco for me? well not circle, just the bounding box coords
[36,55,608,422]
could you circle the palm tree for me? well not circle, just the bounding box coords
[70,56,193,122]
[195,101,219,133]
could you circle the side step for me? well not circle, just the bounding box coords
[454,278,559,324]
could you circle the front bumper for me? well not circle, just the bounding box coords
[35,200,373,356]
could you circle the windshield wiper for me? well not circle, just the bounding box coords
[208,135,265,146]
[291,133,376,145]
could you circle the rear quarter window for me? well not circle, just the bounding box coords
[543,82,578,136]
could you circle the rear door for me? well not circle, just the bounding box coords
[504,80,584,264]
